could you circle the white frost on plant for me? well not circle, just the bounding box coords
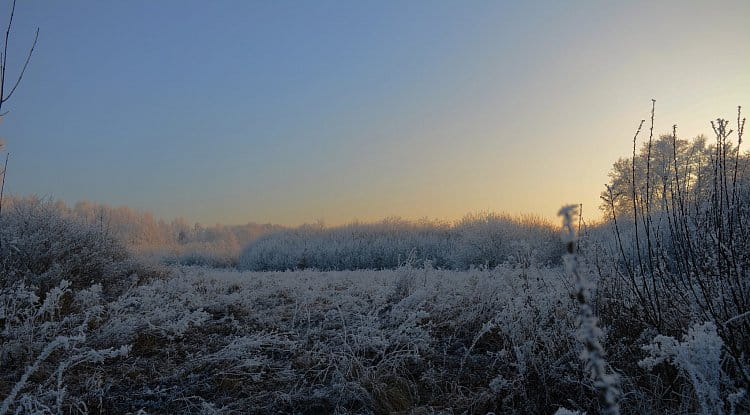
[554,409,586,415]
[559,204,620,415]
[639,321,724,415]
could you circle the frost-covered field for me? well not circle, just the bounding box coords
[5,128,750,413]
[2,191,749,414]
[4,260,737,414]
[2,264,591,414]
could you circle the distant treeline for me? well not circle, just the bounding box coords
[1,196,563,270]
[1,196,283,267]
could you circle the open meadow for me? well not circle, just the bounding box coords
[2,1,749,413]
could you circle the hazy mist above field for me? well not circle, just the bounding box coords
[3,0,749,225]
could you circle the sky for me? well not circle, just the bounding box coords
[2,1,749,226]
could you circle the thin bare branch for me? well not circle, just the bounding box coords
[0,0,17,104]
[2,27,38,103]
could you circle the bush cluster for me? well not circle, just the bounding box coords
[239,213,562,271]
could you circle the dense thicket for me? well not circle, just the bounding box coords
[0,197,133,294]
[593,108,750,413]
[239,213,562,271]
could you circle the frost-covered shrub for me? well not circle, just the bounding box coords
[451,212,562,268]
[597,108,750,412]
[0,197,131,293]
[239,213,561,271]
[639,322,740,415]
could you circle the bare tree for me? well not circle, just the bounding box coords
[0,0,38,115]
[0,0,38,219]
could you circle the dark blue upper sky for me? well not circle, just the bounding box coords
[3,1,749,224]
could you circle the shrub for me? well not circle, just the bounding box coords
[0,197,131,294]
[598,104,750,412]
[239,213,561,271]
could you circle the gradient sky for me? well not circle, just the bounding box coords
[3,1,749,225]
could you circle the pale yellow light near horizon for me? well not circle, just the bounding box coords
[193,98,750,228]
[18,1,746,228]
[184,2,747,228]
[210,85,749,227]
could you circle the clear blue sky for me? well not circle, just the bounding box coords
[3,1,749,225]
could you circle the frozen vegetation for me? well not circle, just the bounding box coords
[238,214,562,271]
[1,110,749,414]
[2,263,584,413]
[0,196,283,269]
